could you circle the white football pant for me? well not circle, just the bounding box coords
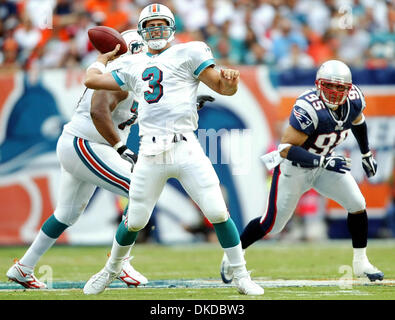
[54,132,132,226]
[261,159,366,235]
[127,132,229,231]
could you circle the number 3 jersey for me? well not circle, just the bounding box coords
[289,85,366,156]
[111,41,215,137]
[63,59,139,145]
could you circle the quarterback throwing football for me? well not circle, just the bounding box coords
[83,3,263,295]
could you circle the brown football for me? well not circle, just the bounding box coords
[88,26,127,55]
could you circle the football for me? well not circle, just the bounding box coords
[88,26,127,55]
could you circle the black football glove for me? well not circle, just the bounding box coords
[361,151,377,178]
[196,95,215,110]
[116,145,138,171]
[322,155,351,174]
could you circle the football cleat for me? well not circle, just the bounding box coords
[220,253,234,284]
[117,256,148,287]
[234,272,264,295]
[353,259,384,282]
[83,266,119,295]
[6,260,47,289]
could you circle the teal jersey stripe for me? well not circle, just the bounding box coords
[111,70,125,86]
[194,59,215,77]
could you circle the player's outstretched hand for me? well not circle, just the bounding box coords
[322,155,351,174]
[361,151,377,178]
[196,95,215,110]
[97,44,120,65]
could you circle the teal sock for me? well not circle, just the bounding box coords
[213,218,240,248]
[41,215,68,238]
[115,220,139,246]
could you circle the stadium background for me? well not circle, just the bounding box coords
[0,0,394,246]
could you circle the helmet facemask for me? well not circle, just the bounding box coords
[315,79,352,110]
[139,22,175,50]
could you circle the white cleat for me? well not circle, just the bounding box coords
[6,260,47,289]
[83,267,119,295]
[117,256,148,287]
[220,253,234,284]
[234,272,264,295]
[353,259,384,282]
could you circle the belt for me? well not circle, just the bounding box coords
[150,133,187,143]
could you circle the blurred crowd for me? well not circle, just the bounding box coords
[0,0,394,71]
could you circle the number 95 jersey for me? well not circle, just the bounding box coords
[289,85,366,156]
[111,41,215,137]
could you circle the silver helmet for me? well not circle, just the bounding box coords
[315,60,352,110]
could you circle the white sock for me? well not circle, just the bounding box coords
[19,230,57,269]
[353,247,367,261]
[105,238,134,274]
[224,243,248,278]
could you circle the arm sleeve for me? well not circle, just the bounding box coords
[188,41,216,78]
[351,120,370,154]
[286,146,322,168]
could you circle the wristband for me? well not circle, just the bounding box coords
[87,61,106,74]
[286,145,322,168]
[113,141,124,151]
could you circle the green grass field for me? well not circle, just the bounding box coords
[0,240,394,300]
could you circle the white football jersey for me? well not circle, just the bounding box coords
[64,58,140,145]
[112,41,215,137]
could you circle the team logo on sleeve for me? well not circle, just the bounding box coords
[130,41,144,55]
[293,106,313,130]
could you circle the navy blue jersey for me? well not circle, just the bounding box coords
[289,85,365,156]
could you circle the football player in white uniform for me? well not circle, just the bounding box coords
[220,60,384,284]
[5,30,149,289]
[82,3,264,296]
[6,29,215,290]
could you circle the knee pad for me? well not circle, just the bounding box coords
[347,194,366,213]
[127,202,152,232]
[54,204,86,226]
[199,186,228,224]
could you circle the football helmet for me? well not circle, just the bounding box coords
[137,3,175,51]
[121,29,146,55]
[315,60,352,110]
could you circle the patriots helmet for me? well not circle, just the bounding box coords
[121,29,146,55]
[137,3,175,51]
[315,60,352,110]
